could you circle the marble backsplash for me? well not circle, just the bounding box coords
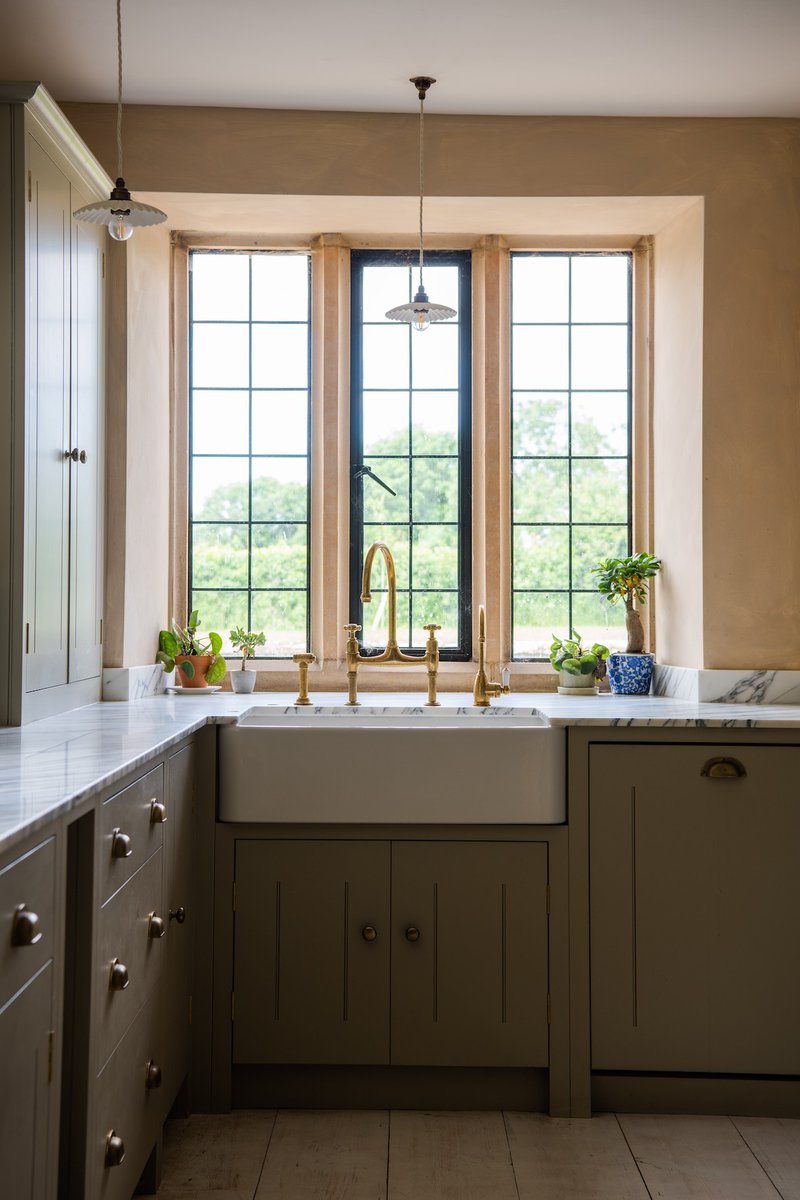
[103,664,171,701]
[653,665,800,705]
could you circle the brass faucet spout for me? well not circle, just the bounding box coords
[473,605,510,707]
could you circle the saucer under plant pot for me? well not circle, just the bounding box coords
[591,552,662,695]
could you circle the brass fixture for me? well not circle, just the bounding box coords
[147,913,166,939]
[292,652,316,705]
[11,904,42,947]
[169,906,187,924]
[344,541,440,706]
[361,925,378,942]
[109,959,129,991]
[145,1060,162,1090]
[150,799,167,823]
[110,828,132,859]
[472,605,510,707]
[105,1131,126,1168]
[701,756,747,779]
[405,926,421,942]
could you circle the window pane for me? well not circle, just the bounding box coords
[192,324,249,388]
[513,592,570,660]
[571,524,628,590]
[250,591,307,657]
[571,392,628,457]
[363,457,409,523]
[572,459,628,523]
[363,325,409,389]
[572,591,627,648]
[571,325,628,390]
[192,254,249,321]
[513,393,568,457]
[192,524,248,588]
[190,590,248,653]
[411,592,459,648]
[251,524,307,589]
[571,256,629,323]
[513,526,570,591]
[252,324,308,388]
[512,256,569,323]
[363,526,410,590]
[411,324,459,389]
[513,460,569,523]
[362,590,410,652]
[363,392,409,455]
[413,525,458,590]
[252,392,308,455]
[412,391,458,456]
[251,255,309,322]
[363,265,411,322]
[419,266,459,317]
[412,457,458,524]
[513,326,569,390]
[192,457,249,521]
[192,391,249,455]
[252,458,307,522]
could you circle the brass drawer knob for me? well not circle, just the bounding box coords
[111,829,132,859]
[361,924,378,942]
[169,906,186,924]
[105,1131,125,1168]
[148,913,166,939]
[11,904,42,947]
[701,756,747,779]
[109,959,129,991]
[150,800,167,824]
[145,1059,162,1090]
[405,926,420,942]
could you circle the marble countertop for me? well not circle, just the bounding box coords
[2,689,800,856]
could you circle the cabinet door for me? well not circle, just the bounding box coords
[68,202,104,682]
[233,840,390,1065]
[0,962,54,1200]
[25,135,71,692]
[391,841,549,1067]
[161,743,195,1106]
[590,744,800,1074]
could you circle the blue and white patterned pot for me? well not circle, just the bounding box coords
[607,653,654,695]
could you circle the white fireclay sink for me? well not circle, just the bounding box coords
[218,705,564,824]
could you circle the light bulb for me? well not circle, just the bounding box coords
[108,214,133,242]
[413,310,431,333]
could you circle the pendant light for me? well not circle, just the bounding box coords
[385,77,456,332]
[73,0,166,241]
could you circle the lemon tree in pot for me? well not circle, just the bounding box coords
[156,611,226,689]
[229,626,266,694]
[591,553,662,694]
[549,631,609,696]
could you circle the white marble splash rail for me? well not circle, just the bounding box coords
[102,663,171,701]
[2,690,800,855]
[653,665,800,705]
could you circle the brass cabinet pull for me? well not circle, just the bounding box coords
[405,926,421,943]
[111,829,132,859]
[361,924,378,942]
[145,1059,162,1090]
[109,958,129,991]
[169,906,186,924]
[105,1131,125,1168]
[11,904,42,946]
[150,799,167,824]
[701,756,747,779]
[147,913,166,939]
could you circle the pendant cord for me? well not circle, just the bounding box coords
[418,93,424,290]
[116,0,123,180]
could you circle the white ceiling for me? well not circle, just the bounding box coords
[2,0,799,117]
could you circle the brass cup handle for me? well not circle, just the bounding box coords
[150,799,167,824]
[701,756,747,779]
[11,904,42,946]
[361,924,378,942]
[109,959,129,991]
[148,913,166,939]
[145,1059,162,1090]
[169,906,187,924]
[111,829,132,859]
[105,1131,126,1168]
[405,926,421,942]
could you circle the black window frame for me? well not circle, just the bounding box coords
[349,248,473,661]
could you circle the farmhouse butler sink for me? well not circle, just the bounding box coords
[218,705,564,824]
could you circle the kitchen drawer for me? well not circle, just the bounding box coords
[95,848,165,1072]
[99,764,165,904]
[88,993,163,1200]
[0,837,56,1009]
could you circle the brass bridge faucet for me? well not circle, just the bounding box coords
[344,541,440,707]
[473,605,510,707]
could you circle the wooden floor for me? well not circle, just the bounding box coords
[157,1110,800,1200]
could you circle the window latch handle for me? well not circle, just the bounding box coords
[353,464,397,497]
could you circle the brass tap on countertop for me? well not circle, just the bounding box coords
[473,605,510,707]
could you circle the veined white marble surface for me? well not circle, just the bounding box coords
[103,663,171,701]
[2,690,800,856]
[653,664,800,705]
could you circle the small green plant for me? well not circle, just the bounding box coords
[591,552,662,654]
[549,630,609,680]
[156,611,226,684]
[229,626,266,671]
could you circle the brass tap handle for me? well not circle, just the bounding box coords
[292,652,316,706]
[361,924,378,942]
[423,624,441,708]
[405,926,421,942]
[149,799,167,824]
[109,959,129,991]
[11,904,42,946]
[105,1132,126,1168]
[169,906,187,924]
[111,829,132,859]
[344,623,361,635]
[147,913,166,940]
[145,1060,162,1090]
[423,624,441,634]
[344,625,361,707]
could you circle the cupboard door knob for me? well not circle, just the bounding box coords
[361,924,378,942]
[169,906,186,924]
[11,904,42,946]
[111,829,132,859]
[79,449,87,464]
[145,1059,162,1090]
[148,913,166,939]
[66,447,79,462]
[405,926,420,942]
[150,800,167,824]
[105,1132,125,1167]
[701,756,747,779]
[109,959,129,990]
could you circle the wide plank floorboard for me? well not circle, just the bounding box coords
[254,1109,389,1200]
[505,1111,650,1199]
[158,1110,276,1198]
[618,1114,782,1199]
[733,1117,800,1200]
[388,1110,518,1200]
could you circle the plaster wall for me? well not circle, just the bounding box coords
[67,105,800,669]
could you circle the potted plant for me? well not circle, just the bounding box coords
[549,631,609,695]
[229,626,266,694]
[156,611,226,689]
[591,552,662,694]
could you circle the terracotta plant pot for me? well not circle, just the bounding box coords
[174,654,213,688]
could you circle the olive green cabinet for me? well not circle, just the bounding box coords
[233,839,550,1069]
[590,743,800,1075]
